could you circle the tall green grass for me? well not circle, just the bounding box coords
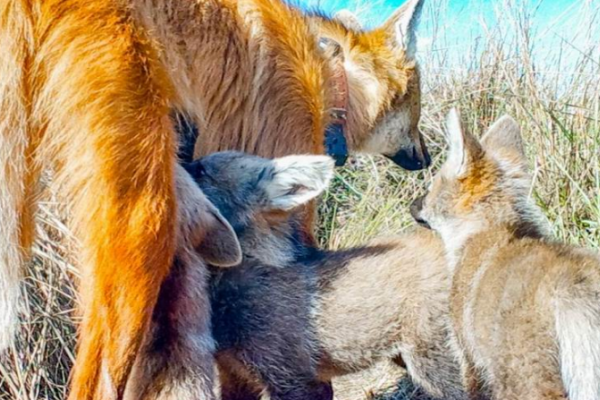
[1,1,599,399]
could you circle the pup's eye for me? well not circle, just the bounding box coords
[183,161,207,180]
[194,163,207,178]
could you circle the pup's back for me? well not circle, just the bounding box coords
[315,229,464,399]
[316,229,448,372]
[457,231,600,400]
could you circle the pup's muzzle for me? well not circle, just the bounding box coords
[410,195,431,229]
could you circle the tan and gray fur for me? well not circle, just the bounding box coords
[183,152,465,400]
[411,110,600,400]
[1,0,427,397]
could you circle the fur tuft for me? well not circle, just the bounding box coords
[555,293,600,400]
[266,155,335,211]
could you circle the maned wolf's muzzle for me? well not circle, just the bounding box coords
[386,136,431,171]
[410,196,431,229]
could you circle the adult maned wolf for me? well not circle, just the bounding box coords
[0,0,427,398]
[185,0,430,169]
[174,152,464,400]
[411,110,600,400]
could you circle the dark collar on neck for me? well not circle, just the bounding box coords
[319,37,349,167]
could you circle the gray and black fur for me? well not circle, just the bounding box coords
[183,152,466,400]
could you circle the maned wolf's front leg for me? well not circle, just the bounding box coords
[64,109,176,400]
[32,2,178,398]
[64,95,176,400]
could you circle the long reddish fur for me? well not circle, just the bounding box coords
[2,1,176,398]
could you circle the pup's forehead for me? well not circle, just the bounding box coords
[202,151,269,171]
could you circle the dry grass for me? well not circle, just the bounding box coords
[1,1,599,399]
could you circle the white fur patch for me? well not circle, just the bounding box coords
[102,362,118,400]
[445,108,467,176]
[266,155,334,211]
[434,218,484,272]
[555,296,600,400]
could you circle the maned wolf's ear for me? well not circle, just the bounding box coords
[383,0,425,59]
[334,10,362,31]
[445,108,483,176]
[481,115,527,165]
[198,200,243,267]
[263,155,335,211]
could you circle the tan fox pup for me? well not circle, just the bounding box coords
[0,0,427,398]
[411,110,600,400]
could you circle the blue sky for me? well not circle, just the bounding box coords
[295,0,595,76]
[295,0,581,29]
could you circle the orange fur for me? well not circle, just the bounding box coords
[0,0,426,398]
[180,0,425,159]
[2,1,177,399]
[457,157,498,210]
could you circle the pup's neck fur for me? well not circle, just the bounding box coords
[441,211,549,272]
[236,213,321,267]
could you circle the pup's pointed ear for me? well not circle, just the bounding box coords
[334,9,362,31]
[444,108,483,176]
[198,202,242,267]
[383,0,425,59]
[262,155,335,211]
[481,115,527,166]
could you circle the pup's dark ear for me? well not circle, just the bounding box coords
[176,165,242,267]
[198,202,242,267]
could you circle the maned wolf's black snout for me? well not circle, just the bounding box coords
[387,138,431,171]
[410,196,431,229]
